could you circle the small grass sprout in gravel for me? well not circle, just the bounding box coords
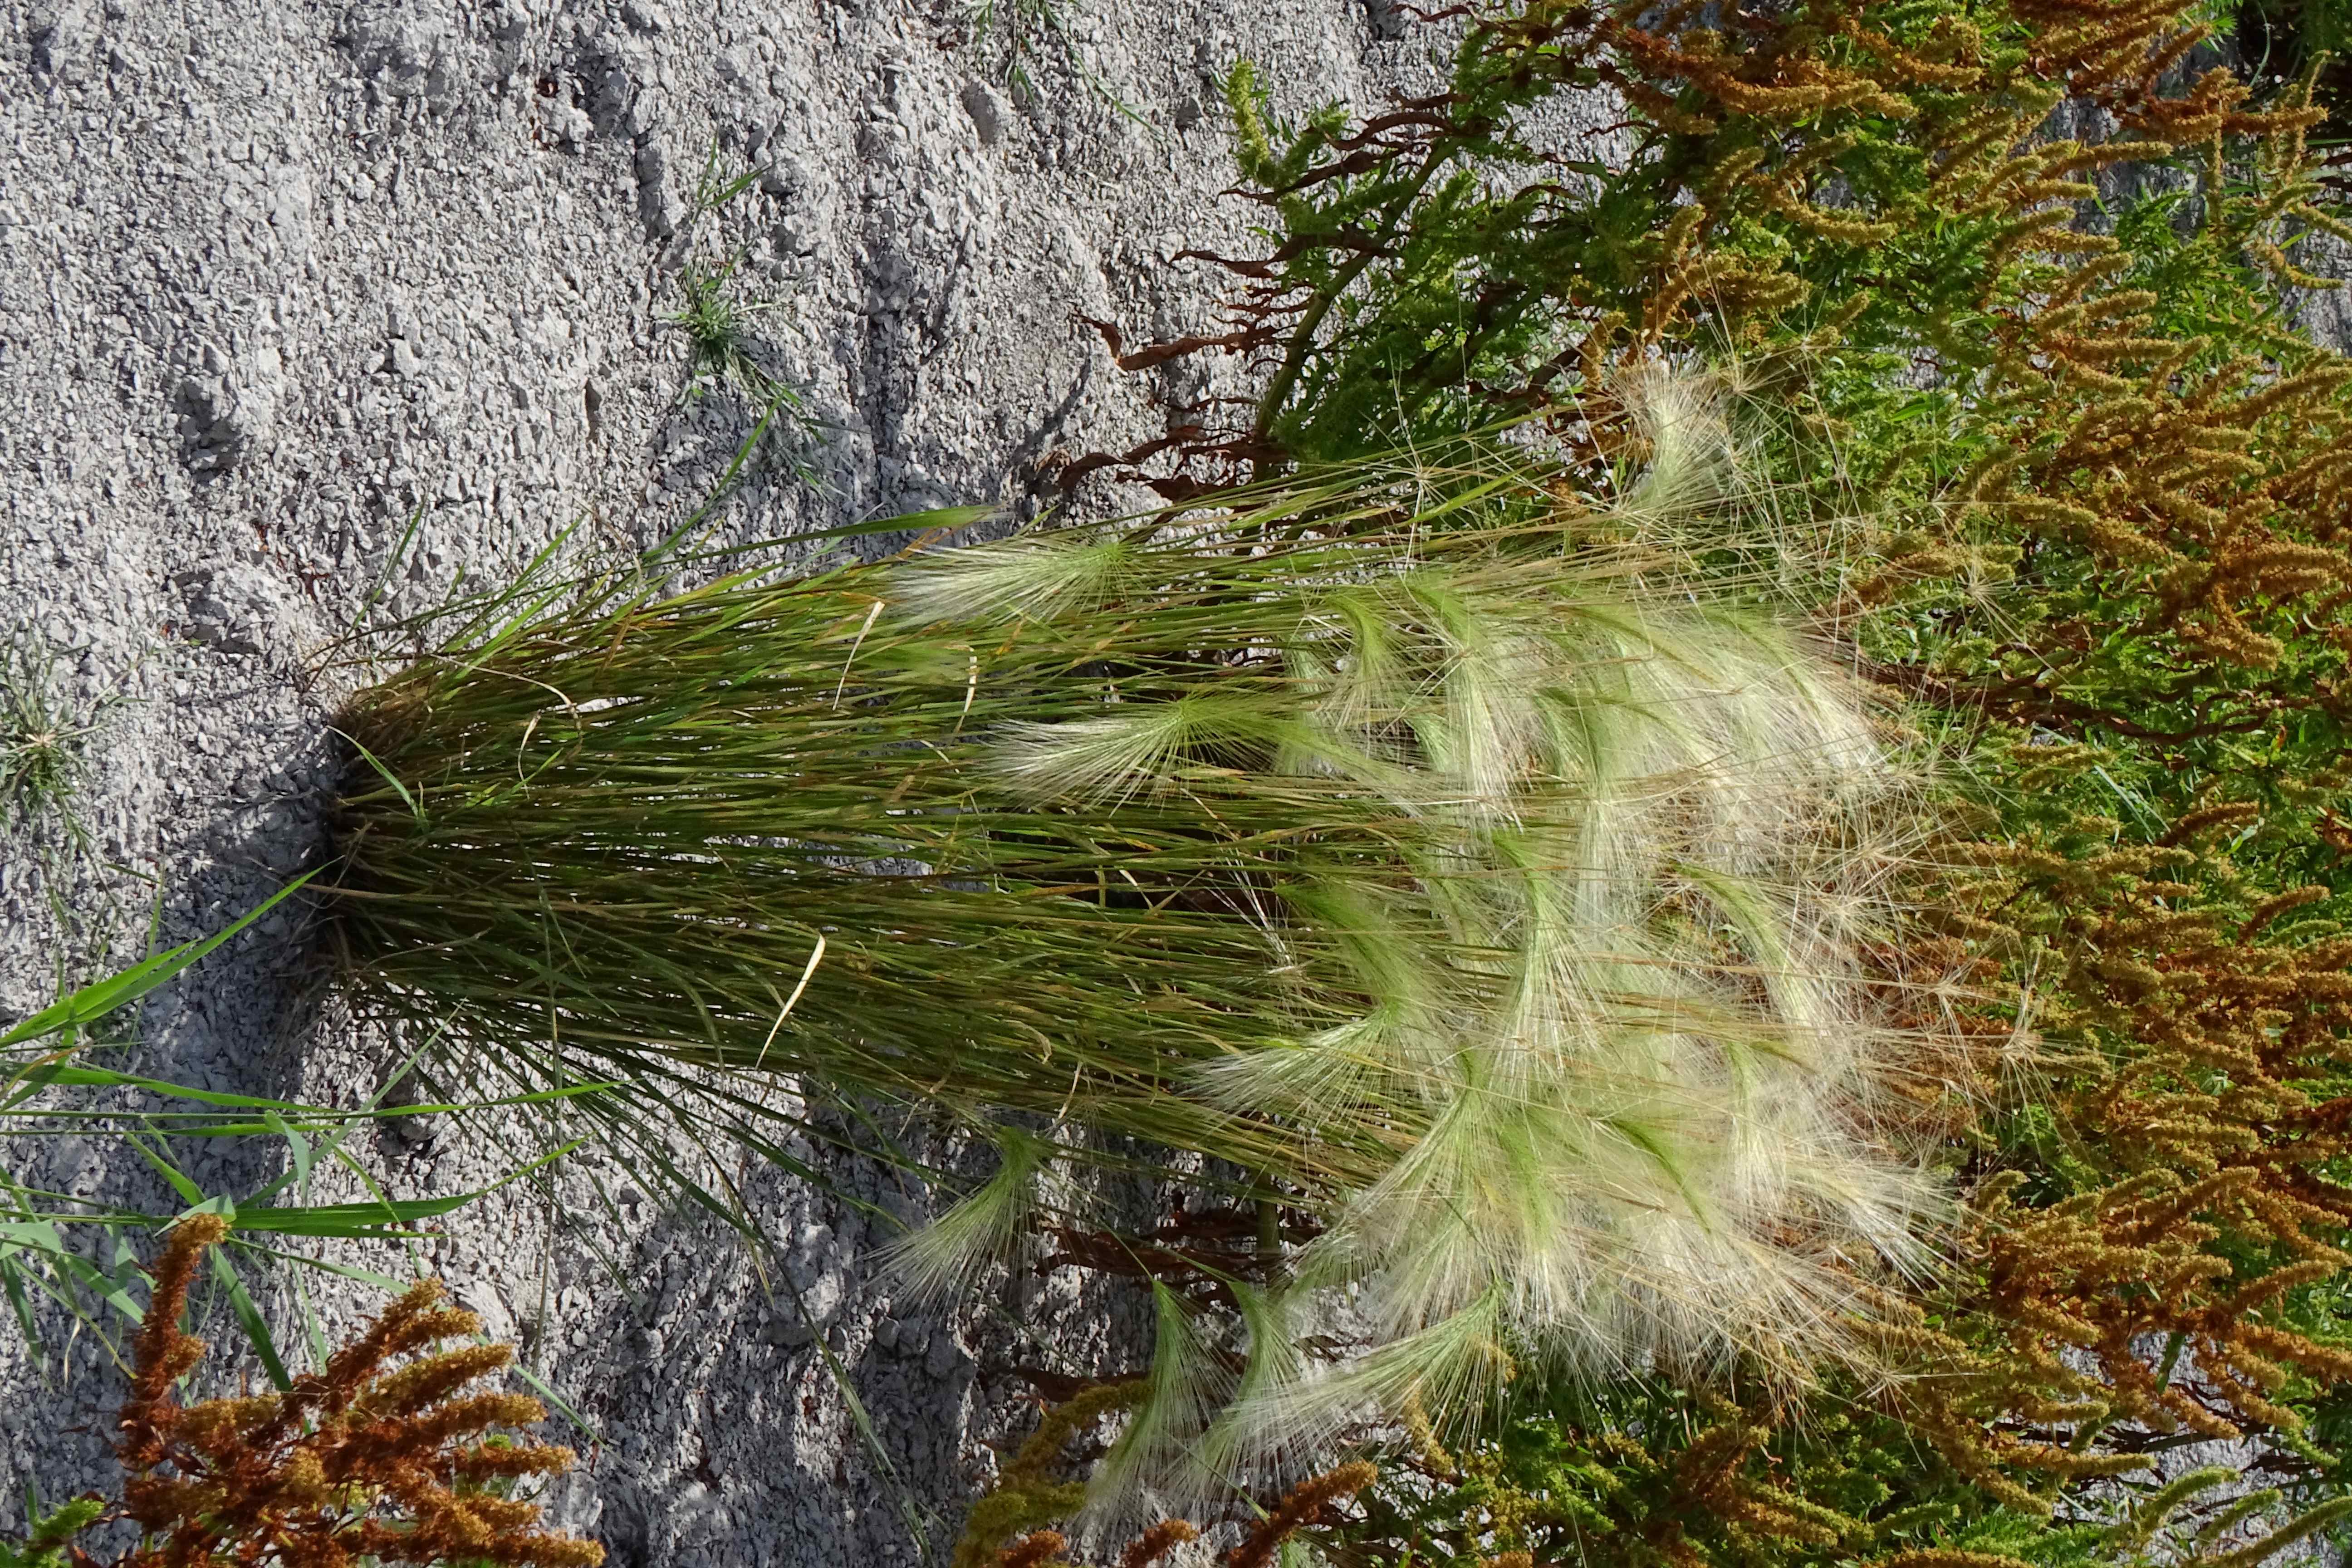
[667,254,792,409]
[966,0,1073,103]
[655,144,816,496]
[958,0,1146,122]
[0,632,118,840]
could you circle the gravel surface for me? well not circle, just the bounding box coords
[0,0,1446,1559]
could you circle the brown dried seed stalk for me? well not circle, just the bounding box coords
[995,1530,1070,1568]
[1122,1519,1200,1568]
[1226,1462,1377,1568]
[110,1220,603,1567]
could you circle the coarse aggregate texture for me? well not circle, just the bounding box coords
[0,0,1475,1560]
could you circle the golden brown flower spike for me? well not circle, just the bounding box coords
[117,1213,228,1475]
[952,1381,1149,1568]
[105,1220,602,1568]
[1225,1462,1377,1568]
[995,1531,1072,1568]
[1121,1521,1200,1568]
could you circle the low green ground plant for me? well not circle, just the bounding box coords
[666,254,790,410]
[651,146,817,522]
[0,882,582,1387]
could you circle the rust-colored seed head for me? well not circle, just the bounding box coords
[108,1222,603,1568]
[1122,1519,1201,1568]
[1227,1462,1377,1568]
[994,1529,1070,1568]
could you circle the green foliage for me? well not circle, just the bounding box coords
[0,882,570,1376]
[0,1496,103,1568]
[1328,1378,2352,1568]
[1335,1381,1944,1568]
[1129,1,2339,476]
[666,255,789,407]
[653,145,813,514]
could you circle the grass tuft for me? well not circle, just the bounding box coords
[0,632,116,838]
[666,255,792,409]
[326,382,1957,1489]
[965,0,1075,104]
[651,142,817,515]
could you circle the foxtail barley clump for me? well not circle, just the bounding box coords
[330,401,1949,1481]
